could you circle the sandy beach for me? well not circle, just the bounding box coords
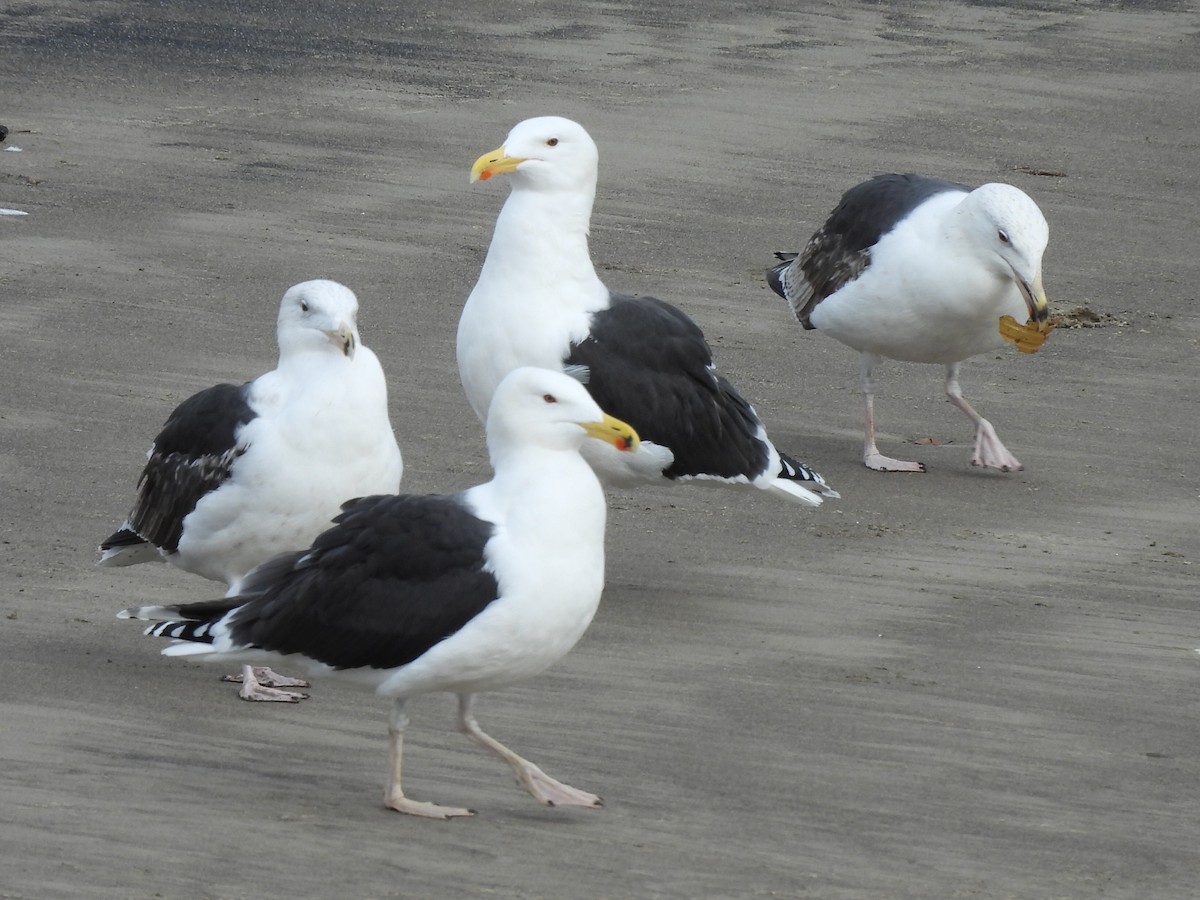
[2,2,1198,897]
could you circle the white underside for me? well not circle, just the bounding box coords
[811,194,1028,364]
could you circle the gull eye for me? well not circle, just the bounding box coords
[300,300,310,312]
[546,138,559,147]
[542,393,557,403]
[998,229,1010,244]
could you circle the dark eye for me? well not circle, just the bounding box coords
[300,301,310,312]
[998,229,1010,244]
[546,138,559,147]
[542,393,557,403]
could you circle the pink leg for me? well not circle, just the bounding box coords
[944,363,1023,472]
[222,664,309,702]
[384,699,474,819]
[860,354,925,473]
[457,694,602,809]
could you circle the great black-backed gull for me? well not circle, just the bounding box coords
[100,279,403,700]
[458,115,835,507]
[120,367,638,819]
[768,173,1052,473]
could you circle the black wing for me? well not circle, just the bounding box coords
[202,494,502,671]
[566,294,770,481]
[121,382,256,553]
[769,174,967,327]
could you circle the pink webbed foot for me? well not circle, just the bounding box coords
[970,420,1023,472]
[512,761,603,809]
[223,666,310,702]
[864,451,926,473]
[384,793,476,819]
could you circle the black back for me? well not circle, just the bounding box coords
[212,493,501,671]
[815,174,967,260]
[566,294,770,481]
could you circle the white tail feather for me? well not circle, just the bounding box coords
[98,542,163,567]
[768,478,824,507]
[117,605,178,621]
[161,642,218,658]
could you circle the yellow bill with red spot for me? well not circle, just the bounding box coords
[582,413,640,452]
[471,146,526,183]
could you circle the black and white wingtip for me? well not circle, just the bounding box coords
[780,454,839,497]
[766,252,799,302]
[118,605,227,653]
[143,619,218,642]
[98,526,159,567]
[118,605,174,622]
[772,453,840,506]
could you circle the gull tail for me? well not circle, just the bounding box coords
[769,479,824,506]
[144,619,220,645]
[771,452,840,506]
[118,598,242,655]
[765,251,798,300]
[97,526,161,567]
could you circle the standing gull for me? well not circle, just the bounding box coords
[100,279,403,700]
[768,173,1053,473]
[121,367,639,819]
[458,115,835,506]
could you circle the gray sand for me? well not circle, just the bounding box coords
[2,2,1198,898]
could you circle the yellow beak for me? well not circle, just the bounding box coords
[1015,266,1050,324]
[582,414,640,452]
[471,145,526,183]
